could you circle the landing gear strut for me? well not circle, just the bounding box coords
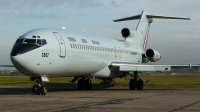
[129,72,144,90]
[77,78,92,90]
[31,77,47,95]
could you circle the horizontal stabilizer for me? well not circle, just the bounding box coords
[114,14,190,22]
[114,15,141,22]
[147,15,190,20]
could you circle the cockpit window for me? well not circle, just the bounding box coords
[15,39,24,43]
[42,39,47,45]
[12,38,48,56]
[24,39,36,44]
[37,39,42,45]
[15,38,47,46]
[36,39,47,46]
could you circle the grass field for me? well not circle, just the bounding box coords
[0,75,200,88]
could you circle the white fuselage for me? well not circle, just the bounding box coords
[10,28,143,78]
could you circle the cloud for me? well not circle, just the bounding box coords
[89,28,122,39]
[0,0,101,19]
[103,0,127,7]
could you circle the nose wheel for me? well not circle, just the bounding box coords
[32,85,40,95]
[31,78,47,95]
[32,85,47,95]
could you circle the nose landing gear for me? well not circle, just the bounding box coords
[30,76,48,95]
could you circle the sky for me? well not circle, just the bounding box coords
[0,0,200,69]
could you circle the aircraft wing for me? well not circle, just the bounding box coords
[0,64,15,67]
[109,62,200,72]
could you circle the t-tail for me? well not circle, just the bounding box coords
[114,11,190,50]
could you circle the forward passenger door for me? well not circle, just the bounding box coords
[53,32,66,58]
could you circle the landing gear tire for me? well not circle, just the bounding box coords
[40,86,47,95]
[129,79,135,90]
[85,79,92,90]
[37,91,41,95]
[32,85,47,95]
[78,79,85,90]
[32,85,39,93]
[137,79,143,90]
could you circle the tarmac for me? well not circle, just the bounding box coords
[0,86,200,112]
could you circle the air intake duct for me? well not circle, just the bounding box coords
[146,49,161,62]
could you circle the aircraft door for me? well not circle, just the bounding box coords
[53,32,66,58]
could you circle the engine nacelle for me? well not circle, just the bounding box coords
[145,49,161,62]
[121,28,133,38]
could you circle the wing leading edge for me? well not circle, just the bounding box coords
[109,62,200,72]
[0,64,14,67]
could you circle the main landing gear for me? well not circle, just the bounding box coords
[129,72,144,90]
[77,78,92,90]
[31,77,47,95]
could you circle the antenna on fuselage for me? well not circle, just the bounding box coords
[61,27,66,30]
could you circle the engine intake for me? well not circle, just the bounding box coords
[121,28,130,37]
[146,49,161,62]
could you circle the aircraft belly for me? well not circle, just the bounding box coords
[92,66,122,78]
[67,52,107,76]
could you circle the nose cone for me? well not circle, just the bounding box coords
[10,53,31,75]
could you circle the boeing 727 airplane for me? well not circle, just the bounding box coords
[1,11,200,95]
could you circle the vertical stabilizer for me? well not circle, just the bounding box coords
[134,11,151,50]
[114,11,190,50]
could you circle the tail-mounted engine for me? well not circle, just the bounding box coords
[121,28,133,39]
[145,49,161,62]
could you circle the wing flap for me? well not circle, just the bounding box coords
[109,62,200,72]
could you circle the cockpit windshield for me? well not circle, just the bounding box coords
[11,38,48,56]
[15,39,24,44]
[36,39,47,46]
[24,39,36,44]
[15,38,47,46]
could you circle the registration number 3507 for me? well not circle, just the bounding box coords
[42,53,49,57]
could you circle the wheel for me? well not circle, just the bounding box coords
[32,85,39,93]
[129,79,135,90]
[37,91,41,95]
[78,79,85,90]
[85,79,92,90]
[137,79,143,90]
[40,86,47,95]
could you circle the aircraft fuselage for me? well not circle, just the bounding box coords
[11,28,143,78]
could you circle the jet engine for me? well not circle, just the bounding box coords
[145,49,161,62]
[121,28,133,38]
